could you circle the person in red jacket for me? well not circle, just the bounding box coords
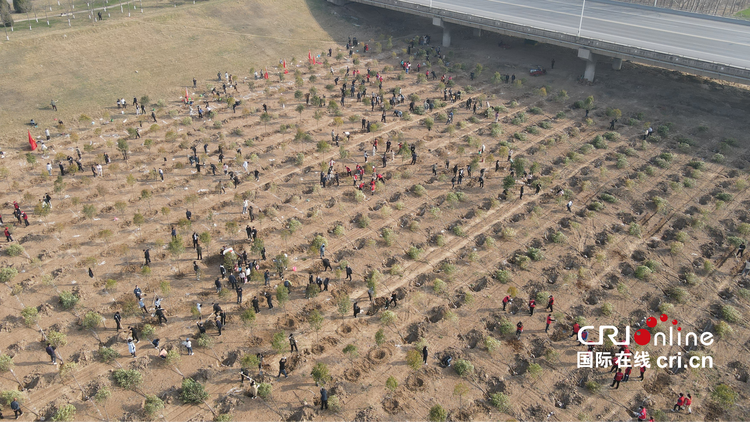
[571,322,580,339]
[516,321,524,339]
[545,295,554,312]
[545,314,555,333]
[528,299,536,316]
[611,368,623,389]
[673,393,685,412]
[639,365,647,381]
[4,227,12,242]
[623,366,632,381]
[685,394,692,414]
[636,406,648,421]
[502,295,511,311]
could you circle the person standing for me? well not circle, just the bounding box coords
[685,394,692,414]
[528,298,536,316]
[266,292,274,309]
[320,387,328,410]
[236,286,243,304]
[51,99,57,111]
[46,343,57,364]
[422,345,428,365]
[215,317,223,336]
[129,326,140,343]
[4,227,13,242]
[546,295,554,312]
[128,338,137,358]
[10,397,23,418]
[144,248,151,266]
[183,338,194,355]
[289,334,298,352]
[516,321,524,339]
[353,302,361,318]
[252,296,260,313]
[345,264,353,281]
[611,368,623,389]
[502,295,511,311]
[277,357,288,378]
[114,311,122,330]
[47,162,52,175]
[545,314,555,333]
[196,244,203,260]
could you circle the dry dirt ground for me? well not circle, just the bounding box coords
[1,2,750,422]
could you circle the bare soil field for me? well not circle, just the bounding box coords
[1,2,750,421]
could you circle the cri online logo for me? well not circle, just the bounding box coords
[578,313,714,347]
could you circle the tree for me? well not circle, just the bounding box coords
[386,376,398,392]
[276,285,289,310]
[342,344,358,361]
[82,204,97,220]
[308,309,324,341]
[271,331,286,354]
[133,212,145,228]
[168,235,185,259]
[0,0,14,27]
[503,175,516,190]
[311,362,331,386]
[13,0,31,13]
[406,349,422,370]
[375,329,386,346]
[336,293,351,319]
[296,104,305,120]
[260,112,272,132]
[51,404,76,421]
[453,382,469,408]
[117,139,129,160]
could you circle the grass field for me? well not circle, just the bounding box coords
[0,0,347,138]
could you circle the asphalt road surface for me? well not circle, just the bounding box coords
[398,0,750,68]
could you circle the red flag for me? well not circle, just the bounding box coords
[283,60,288,74]
[308,50,312,64]
[264,68,269,79]
[28,130,38,151]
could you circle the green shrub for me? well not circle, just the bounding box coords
[601,302,614,316]
[526,247,544,261]
[628,223,642,238]
[527,363,543,378]
[716,192,733,202]
[113,369,143,389]
[634,266,652,280]
[551,232,567,243]
[585,381,601,393]
[59,291,79,309]
[429,404,447,422]
[180,378,208,404]
[144,394,165,416]
[257,382,272,399]
[82,311,104,329]
[495,270,511,284]
[711,384,738,407]
[0,268,18,283]
[490,393,510,412]
[5,244,24,257]
[453,359,474,377]
[98,346,118,363]
[667,286,688,304]
[714,321,733,339]
[311,362,332,385]
[21,306,38,326]
[721,305,741,323]
[412,184,426,197]
[407,246,423,260]
[51,404,76,422]
[588,202,604,211]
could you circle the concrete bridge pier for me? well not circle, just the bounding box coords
[433,17,451,47]
[612,58,623,70]
[578,48,597,82]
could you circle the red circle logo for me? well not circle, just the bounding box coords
[646,317,657,328]
[660,314,668,322]
[634,329,651,346]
